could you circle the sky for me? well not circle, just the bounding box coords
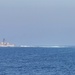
[0,0,75,46]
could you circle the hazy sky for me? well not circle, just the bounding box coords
[0,0,75,46]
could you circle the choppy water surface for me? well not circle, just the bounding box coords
[0,47,75,75]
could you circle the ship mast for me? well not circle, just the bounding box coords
[3,38,5,45]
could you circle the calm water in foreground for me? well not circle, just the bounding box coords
[0,47,75,75]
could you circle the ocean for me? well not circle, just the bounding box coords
[0,47,75,75]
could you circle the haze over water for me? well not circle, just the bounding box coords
[0,0,75,46]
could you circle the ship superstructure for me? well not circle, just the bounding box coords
[0,39,15,47]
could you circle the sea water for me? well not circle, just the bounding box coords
[0,47,75,75]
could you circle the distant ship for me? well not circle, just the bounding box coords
[0,39,15,47]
